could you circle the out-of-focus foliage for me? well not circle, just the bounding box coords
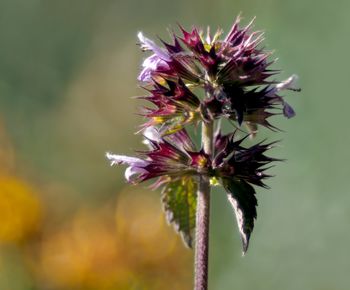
[0,122,42,244]
[1,0,350,289]
[0,113,192,289]
[35,189,192,290]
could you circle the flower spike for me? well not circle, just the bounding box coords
[108,15,299,260]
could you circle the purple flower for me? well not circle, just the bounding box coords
[107,127,209,186]
[108,128,281,254]
[137,32,171,83]
[107,127,276,188]
[106,153,148,183]
[213,130,278,187]
[138,54,170,83]
[108,16,300,254]
[139,78,201,134]
[137,16,299,132]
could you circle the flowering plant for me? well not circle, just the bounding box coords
[107,15,299,290]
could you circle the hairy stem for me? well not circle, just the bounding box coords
[194,121,213,290]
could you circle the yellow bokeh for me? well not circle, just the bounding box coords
[38,208,133,289]
[36,188,192,290]
[0,175,42,244]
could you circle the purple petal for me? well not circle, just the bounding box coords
[283,102,296,118]
[138,54,169,82]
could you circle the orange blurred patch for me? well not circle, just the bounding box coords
[36,187,192,290]
[38,208,132,289]
[0,175,42,244]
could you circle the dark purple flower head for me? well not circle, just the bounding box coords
[138,16,271,86]
[107,125,276,191]
[139,78,201,134]
[137,16,299,132]
[107,127,209,186]
[107,121,278,185]
[203,74,299,129]
[213,130,278,188]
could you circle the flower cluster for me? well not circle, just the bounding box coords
[108,16,299,253]
[107,127,209,186]
[137,16,299,134]
[107,127,276,251]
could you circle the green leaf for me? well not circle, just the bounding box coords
[222,178,258,255]
[161,176,198,248]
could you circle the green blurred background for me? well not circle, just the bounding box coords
[0,0,349,289]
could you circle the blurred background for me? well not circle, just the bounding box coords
[0,0,349,289]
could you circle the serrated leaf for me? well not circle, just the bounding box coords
[161,176,197,248]
[222,178,257,255]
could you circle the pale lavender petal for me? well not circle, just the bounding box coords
[125,166,148,182]
[275,74,299,92]
[266,74,300,100]
[138,66,152,83]
[138,54,170,82]
[138,32,170,61]
[106,152,145,166]
[143,126,162,142]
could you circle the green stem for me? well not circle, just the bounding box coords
[194,120,213,290]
